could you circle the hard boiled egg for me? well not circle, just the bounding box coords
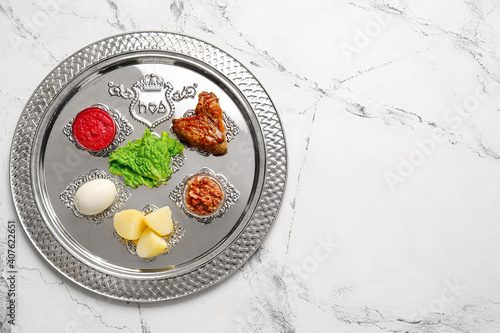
[74,178,117,216]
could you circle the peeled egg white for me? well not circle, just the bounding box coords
[74,178,117,216]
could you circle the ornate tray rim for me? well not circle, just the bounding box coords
[9,31,288,302]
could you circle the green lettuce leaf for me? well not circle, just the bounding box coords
[108,129,184,189]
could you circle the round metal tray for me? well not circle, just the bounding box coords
[10,32,287,302]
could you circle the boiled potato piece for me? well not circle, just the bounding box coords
[143,206,173,236]
[114,209,147,240]
[136,228,167,258]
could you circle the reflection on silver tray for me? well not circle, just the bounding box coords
[62,104,133,157]
[113,205,185,261]
[171,110,240,157]
[10,32,287,302]
[169,167,240,224]
[59,169,131,224]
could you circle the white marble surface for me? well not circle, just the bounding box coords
[1,0,500,332]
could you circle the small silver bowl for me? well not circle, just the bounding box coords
[182,172,226,219]
[170,167,241,224]
[62,103,133,157]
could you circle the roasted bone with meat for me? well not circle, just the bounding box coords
[172,92,227,155]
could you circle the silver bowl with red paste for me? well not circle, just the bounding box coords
[72,107,117,152]
[62,103,133,157]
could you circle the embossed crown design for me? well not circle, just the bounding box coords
[136,73,166,91]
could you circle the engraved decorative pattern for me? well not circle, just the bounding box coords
[170,154,186,174]
[62,104,133,157]
[59,169,131,224]
[108,74,175,128]
[10,32,287,302]
[113,205,185,260]
[169,167,240,224]
[172,84,198,102]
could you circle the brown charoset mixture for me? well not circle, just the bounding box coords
[185,176,224,216]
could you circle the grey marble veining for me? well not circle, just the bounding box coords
[1,0,500,332]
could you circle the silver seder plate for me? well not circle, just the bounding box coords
[9,32,287,302]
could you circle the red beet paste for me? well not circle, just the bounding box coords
[72,108,116,151]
